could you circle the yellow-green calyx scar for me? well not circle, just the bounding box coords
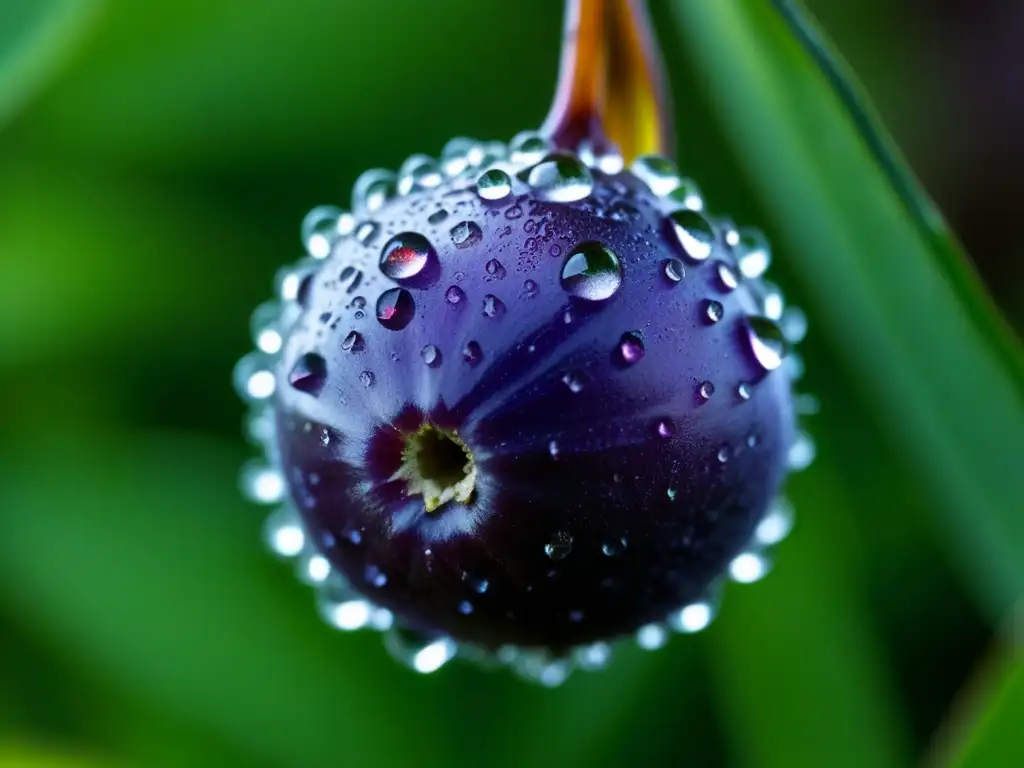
[391,424,477,514]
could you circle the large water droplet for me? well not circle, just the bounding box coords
[289,352,327,395]
[397,154,443,195]
[476,168,512,200]
[560,242,622,301]
[352,169,396,213]
[616,331,645,365]
[482,294,505,319]
[441,136,479,176]
[670,210,716,262]
[736,228,771,279]
[630,154,680,196]
[544,531,573,560]
[527,152,594,202]
[450,220,482,249]
[509,131,549,165]
[667,179,705,211]
[376,288,416,330]
[744,316,789,371]
[380,232,436,282]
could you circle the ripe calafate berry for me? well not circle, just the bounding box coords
[235,133,812,681]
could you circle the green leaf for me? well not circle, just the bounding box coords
[669,0,1024,614]
[0,431,461,768]
[0,0,100,130]
[946,651,1024,768]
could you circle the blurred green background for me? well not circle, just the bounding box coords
[1,1,1022,766]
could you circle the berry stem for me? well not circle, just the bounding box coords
[542,0,674,162]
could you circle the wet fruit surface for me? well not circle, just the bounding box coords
[269,152,796,650]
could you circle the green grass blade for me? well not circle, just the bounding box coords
[670,0,1024,614]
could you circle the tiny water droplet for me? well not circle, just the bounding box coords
[717,446,730,463]
[427,208,449,225]
[545,531,573,560]
[601,537,627,557]
[667,487,678,501]
[560,242,622,301]
[462,572,489,594]
[359,370,375,388]
[655,419,675,439]
[716,261,739,291]
[375,288,416,330]
[485,258,507,280]
[476,168,512,200]
[737,382,753,400]
[356,221,380,245]
[445,285,466,305]
[698,381,716,401]
[450,220,483,249]
[364,563,388,588]
[670,210,716,262]
[380,232,436,281]
[352,169,395,213]
[747,433,760,449]
[521,279,539,298]
[421,345,442,367]
[616,331,645,365]
[548,440,560,459]
[397,154,443,195]
[289,353,327,395]
[561,372,584,393]
[744,316,789,371]
[342,330,364,352]
[667,179,705,211]
[482,294,505,318]
[458,600,474,616]
[630,154,680,196]
[462,341,483,366]
[704,299,724,324]
[527,152,594,202]
[662,258,685,283]
[509,131,550,165]
[301,205,344,258]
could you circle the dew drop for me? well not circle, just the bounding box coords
[289,353,327,395]
[356,221,380,245]
[458,600,474,616]
[421,344,442,367]
[548,440,560,459]
[616,331,645,366]
[601,537,627,557]
[450,220,483,249]
[476,168,512,200]
[341,330,364,353]
[301,205,344,259]
[716,261,739,291]
[737,382,753,400]
[482,294,506,319]
[352,169,396,213]
[445,285,466,305]
[544,531,573,561]
[527,152,594,202]
[485,258,507,280]
[380,232,435,281]
[670,210,716,262]
[521,279,539,298]
[364,563,388,588]
[704,299,724,324]
[561,372,584,393]
[717,446,731,463]
[441,136,478,176]
[397,154,443,195]
[462,340,483,366]
[509,131,549,165]
[654,419,675,439]
[560,242,622,301]
[250,301,282,354]
[736,228,771,279]
[744,316,789,371]
[698,381,716,401]
[630,154,680,196]
[667,179,705,211]
[462,572,489,594]
[427,208,449,225]
[375,288,416,330]
[359,370,375,388]
[662,258,685,284]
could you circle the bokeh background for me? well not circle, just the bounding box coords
[1,1,1021,766]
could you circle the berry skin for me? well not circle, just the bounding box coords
[248,137,801,656]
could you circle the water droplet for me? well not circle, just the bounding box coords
[462,572,489,594]
[636,623,668,650]
[356,221,380,245]
[630,154,680,196]
[375,288,416,330]
[250,301,283,355]
[669,602,714,633]
[385,628,456,674]
[667,487,678,501]
[787,431,816,471]
[482,294,505,318]
[670,210,716,262]
[560,242,622,301]
[521,279,539,298]
[301,205,344,258]
[667,179,705,211]
[736,228,771,279]
[263,507,305,556]
[717,446,730,463]
[462,341,483,366]
[450,220,482,249]
[289,353,327,395]
[397,154,443,195]
[704,299,724,324]
[729,552,769,584]
[561,372,584,393]
[737,382,753,400]
[527,152,594,202]
[427,208,449,225]
[744,316,789,371]
[458,600,474,615]
[662,258,685,283]
[352,169,396,213]
[716,261,739,291]
[476,168,512,200]
[441,136,478,176]
[342,330,364,352]
[544,532,573,560]
[756,499,795,546]
[445,285,466,305]
[578,139,625,173]
[781,306,808,344]
[563,309,573,324]
[654,419,675,439]
[421,344,442,367]
[485,259,507,280]
[339,266,364,294]
[364,563,388,588]
[616,331,645,365]
[548,440,560,459]
[698,381,715,401]
[379,232,436,282]
[241,461,285,504]
[747,433,760,449]
[601,537,627,557]
[509,131,549,165]
[359,370,375,388]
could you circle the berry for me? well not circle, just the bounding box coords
[236,135,810,675]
